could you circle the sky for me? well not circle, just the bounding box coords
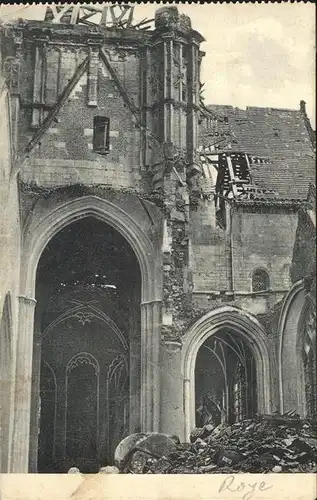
[0,2,315,127]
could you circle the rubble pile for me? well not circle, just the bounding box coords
[116,415,317,474]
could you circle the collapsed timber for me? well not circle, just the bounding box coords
[113,414,317,474]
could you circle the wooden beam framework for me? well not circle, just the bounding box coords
[100,48,139,118]
[23,56,89,157]
[44,4,153,30]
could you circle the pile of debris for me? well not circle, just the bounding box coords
[115,414,317,474]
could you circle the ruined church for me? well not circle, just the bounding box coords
[0,5,315,473]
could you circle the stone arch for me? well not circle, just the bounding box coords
[42,303,128,351]
[21,195,161,302]
[0,292,13,472]
[106,354,129,457]
[65,352,100,463]
[13,195,162,472]
[66,351,100,376]
[181,306,272,441]
[278,280,306,416]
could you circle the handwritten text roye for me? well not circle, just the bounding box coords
[218,475,273,500]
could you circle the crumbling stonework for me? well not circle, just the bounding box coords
[0,5,315,473]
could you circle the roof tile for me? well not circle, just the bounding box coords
[199,104,316,200]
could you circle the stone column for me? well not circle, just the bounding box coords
[54,374,66,467]
[140,300,161,432]
[129,329,141,433]
[159,340,184,440]
[10,295,36,472]
[28,329,41,472]
[183,376,192,443]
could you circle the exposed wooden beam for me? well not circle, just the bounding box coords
[78,11,97,23]
[100,48,139,117]
[23,56,89,157]
[226,154,238,197]
[133,18,154,29]
[50,5,73,24]
[100,49,163,151]
[81,5,104,14]
[70,5,80,24]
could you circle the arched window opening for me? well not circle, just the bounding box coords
[66,353,99,463]
[107,355,129,459]
[34,216,141,472]
[195,330,257,427]
[252,269,270,292]
[233,362,246,422]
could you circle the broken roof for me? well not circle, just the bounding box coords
[199,104,316,200]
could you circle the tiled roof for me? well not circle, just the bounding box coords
[199,104,316,200]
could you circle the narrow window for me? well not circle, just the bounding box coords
[252,269,270,292]
[182,84,187,102]
[93,116,110,154]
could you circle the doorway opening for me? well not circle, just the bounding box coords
[195,329,257,427]
[33,216,141,472]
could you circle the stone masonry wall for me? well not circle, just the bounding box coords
[0,84,21,473]
[189,200,298,296]
[189,199,230,292]
[19,43,143,191]
[232,205,298,292]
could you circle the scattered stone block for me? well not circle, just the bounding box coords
[114,433,146,470]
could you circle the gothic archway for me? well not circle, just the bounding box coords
[34,215,141,472]
[300,300,316,418]
[195,331,257,427]
[182,306,272,441]
[279,279,316,417]
[13,195,162,473]
[66,353,100,467]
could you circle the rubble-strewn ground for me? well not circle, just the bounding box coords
[123,415,317,474]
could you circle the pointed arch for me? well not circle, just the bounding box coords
[21,195,161,303]
[181,306,273,441]
[278,279,311,416]
[43,303,128,351]
[65,352,100,460]
[66,351,100,376]
[13,194,162,471]
[106,354,129,457]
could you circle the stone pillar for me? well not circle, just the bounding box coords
[10,295,36,472]
[129,329,141,433]
[140,300,161,432]
[28,329,41,472]
[159,341,184,440]
[0,296,11,473]
[54,374,66,466]
[97,365,107,465]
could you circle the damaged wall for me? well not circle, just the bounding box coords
[231,204,298,293]
[0,80,21,473]
[0,5,315,469]
[15,25,144,191]
[189,199,230,292]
